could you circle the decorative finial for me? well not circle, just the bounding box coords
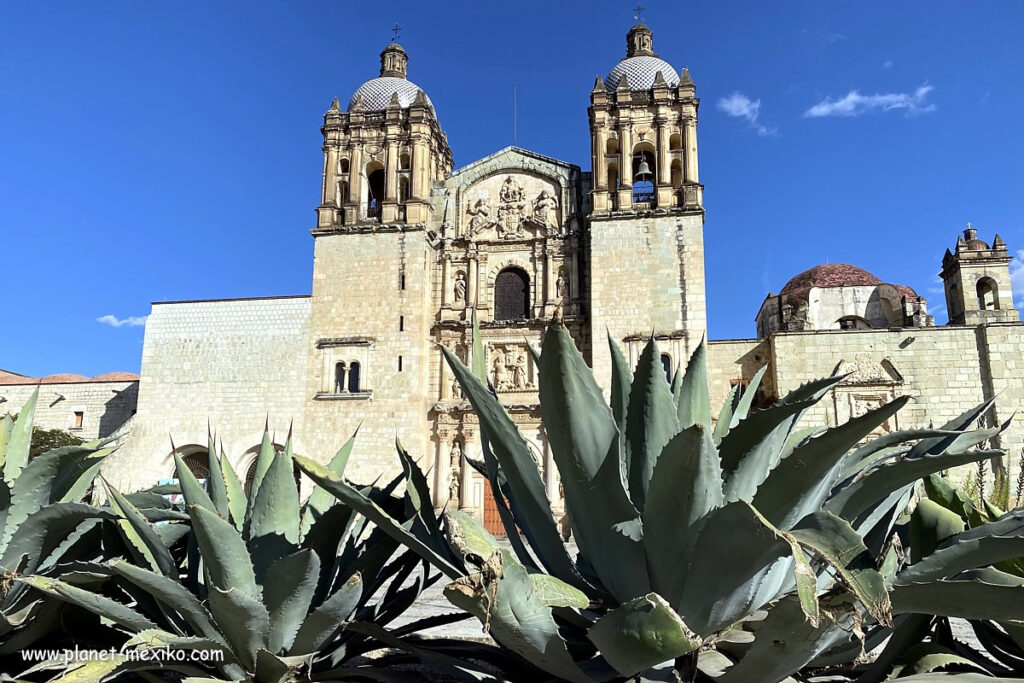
[966,221,973,230]
[633,4,646,22]
[390,23,402,43]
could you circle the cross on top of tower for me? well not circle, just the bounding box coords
[390,24,402,43]
[633,4,646,22]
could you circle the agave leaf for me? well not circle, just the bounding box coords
[18,574,157,632]
[717,595,856,683]
[906,398,997,459]
[972,619,1024,672]
[443,345,582,586]
[300,430,357,538]
[676,502,792,636]
[898,508,1024,584]
[854,613,934,683]
[3,388,37,485]
[447,509,502,563]
[827,449,1004,524]
[395,439,444,546]
[107,560,226,646]
[642,425,723,605]
[173,452,217,513]
[444,550,591,683]
[293,455,463,579]
[891,579,1024,622]
[898,643,991,676]
[249,447,300,583]
[0,444,107,557]
[788,510,892,627]
[713,383,741,444]
[537,321,650,601]
[247,428,278,514]
[205,431,229,520]
[843,429,960,479]
[909,498,967,564]
[2,503,113,574]
[779,374,847,405]
[53,448,111,504]
[754,396,911,530]
[290,572,362,655]
[207,585,270,671]
[220,446,247,532]
[0,414,13,467]
[104,482,177,577]
[625,338,680,511]
[730,364,767,428]
[676,336,712,430]
[608,333,632,436]
[264,549,319,655]
[719,400,816,503]
[587,593,702,677]
[189,504,258,598]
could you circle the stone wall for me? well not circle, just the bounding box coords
[302,229,434,486]
[0,380,138,441]
[104,296,312,491]
[588,212,705,394]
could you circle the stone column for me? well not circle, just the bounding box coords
[441,252,452,307]
[323,145,338,206]
[685,117,699,183]
[385,141,398,201]
[433,427,453,508]
[594,129,607,190]
[467,250,478,310]
[617,122,633,207]
[349,146,363,212]
[544,247,555,304]
[411,135,426,200]
[459,427,475,511]
[532,243,543,315]
[476,254,488,312]
[656,117,669,185]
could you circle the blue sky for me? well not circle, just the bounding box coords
[2,1,1023,376]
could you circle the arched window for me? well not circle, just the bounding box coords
[338,180,348,205]
[365,162,385,219]
[837,316,872,330]
[606,138,619,155]
[494,268,530,321]
[334,362,347,393]
[348,361,361,392]
[670,159,682,187]
[977,278,999,310]
[607,163,619,190]
[339,158,350,174]
[398,176,409,203]
[660,353,672,384]
[399,153,410,170]
[632,143,656,204]
[669,133,682,151]
[181,450,210,483]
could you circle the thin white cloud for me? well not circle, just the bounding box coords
[882,60,893,69]
[97,314,148,328]
[717,92,776,136]
[1010,249,1024,308]
[804,84,935,118]
[827,32,847,43]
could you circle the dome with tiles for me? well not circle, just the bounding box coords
[347,42,433,112]
[605,24,682,91]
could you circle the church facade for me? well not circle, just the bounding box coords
[97,24,1024,523]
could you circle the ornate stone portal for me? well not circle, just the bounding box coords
[463,174,562,241]
[831,353,904,435]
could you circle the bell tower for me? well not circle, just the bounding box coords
[941,225,1019,325]
[316,41,452,228]
[586,23,707,388]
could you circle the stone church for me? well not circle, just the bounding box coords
[79,23,1022,525]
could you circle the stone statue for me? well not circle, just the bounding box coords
[508,349,528,389]
[534,189,558,228]
[467,198,492,234]
[556,269,568,299]
[492,352,509,390]
[453,272,466,303]
[497,176,527,239]
[450,374,462,399]
[447,441,462,505]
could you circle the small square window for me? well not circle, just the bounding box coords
[73,411,84,429]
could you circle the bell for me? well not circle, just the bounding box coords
[634,157,653,182]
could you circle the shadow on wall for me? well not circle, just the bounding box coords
[98,383,139,437]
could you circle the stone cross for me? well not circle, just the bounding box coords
[633,4,645,22]
[390,24,402,42]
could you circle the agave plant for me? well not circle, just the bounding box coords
[17,426,470,682]
[296,321,1007,683]
[840,473,1024,680]
[0,389,119,660]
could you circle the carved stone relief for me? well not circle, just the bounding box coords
[463,174,561,240]
[831,354,903,435]
[490,343,534,392]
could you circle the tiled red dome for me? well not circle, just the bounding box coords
[780,264,882,295]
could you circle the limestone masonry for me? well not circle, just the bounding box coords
[7,24,1021,527]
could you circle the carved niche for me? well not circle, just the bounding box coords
[464,174,560,240]
[489,343,534,392]
[831,353,904,435]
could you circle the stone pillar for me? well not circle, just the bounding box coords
[411,135,426,200]
[656,118,669,185]
[441,252,452,307]
[349,146,363,213]
[595,129,607,190]
[385,141,398,201]
[433,427,453,508]
[467,251,479,309]
[685,117,699,183]
[476,254,488,312]
[459,427,474,511]
[617,122,633,208]
[323,146,338,206]
[544,247,556,304]
[532,243,543,315]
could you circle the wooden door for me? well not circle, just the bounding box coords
[482,479,505,537]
